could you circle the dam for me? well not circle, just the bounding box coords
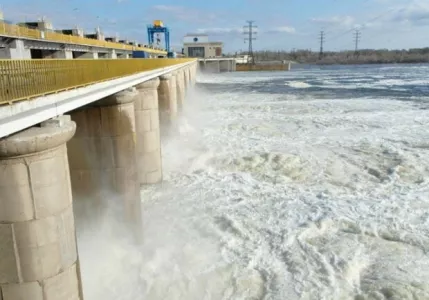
[0,15,200,298]
[0,57,198,299]
[1,8,429,300]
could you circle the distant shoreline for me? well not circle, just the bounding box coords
[310,60,429,66]
[248,48,429,67]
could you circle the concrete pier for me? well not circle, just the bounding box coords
[0,116,83,300]
[0,40,31,59]
[67,89,141,240]
[176,69,185,110]
[158,74,178,127]
[197,59,235,73]
[134,78,163,184]
[183,68,189,89]
[205,61,220,73]
[0,57,198,299]
[191,64,197,85]
[220,60,231,72]
[185,68,191,89]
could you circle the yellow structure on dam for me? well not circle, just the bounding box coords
[0,58,194,104]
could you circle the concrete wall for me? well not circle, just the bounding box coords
[236,63,291,71]
[198,59,235,73]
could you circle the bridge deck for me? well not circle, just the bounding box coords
[0,58,194,105]
[0,58,196,138]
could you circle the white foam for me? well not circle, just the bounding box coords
[147,68,429,299]
[78,66,429,299]
[286,81,312,88]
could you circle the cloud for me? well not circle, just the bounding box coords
[311,15,355,27]
[195,26,296,36]
[151,5,217,24]
[265,26,296,34]
[152,5,179,12]
[390,1,429,25]
[195,27,242,37]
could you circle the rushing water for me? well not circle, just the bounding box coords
[78,64,429,300]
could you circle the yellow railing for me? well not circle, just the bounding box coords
[0,58,195,105]
[0,22,166,54]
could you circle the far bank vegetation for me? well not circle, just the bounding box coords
[244,48,429,65]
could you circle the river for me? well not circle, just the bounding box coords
[79,64,429,300]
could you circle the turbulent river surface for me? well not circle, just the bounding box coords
[78,64,429,300]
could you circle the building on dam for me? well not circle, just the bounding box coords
[183,34,223,59]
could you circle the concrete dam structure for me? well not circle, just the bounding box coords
[198,58,236,73]
[0,58,198,299]
[0,18,166,59]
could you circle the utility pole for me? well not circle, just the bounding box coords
[243,21,257,65]
[319,30,325,60]
[354,29,361,56]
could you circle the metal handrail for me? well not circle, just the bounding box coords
[0,58,195,104]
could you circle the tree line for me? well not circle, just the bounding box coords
[236,48,429,65]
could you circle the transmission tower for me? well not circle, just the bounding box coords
[354,29,361,56]
[243,21,257,64]
[319,30,325,60]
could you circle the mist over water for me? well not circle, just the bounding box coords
[77,64,429,300]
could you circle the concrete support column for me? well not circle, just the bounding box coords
[76,52,98,59]
[67,88,141,241]
[176,69,185,110]
[158,74,177,126]
[108,50,117,59]
[0,40,31,59]
[0,116,83,300]
[220,60,230,72]
[53,50,73,59]
[186,68,191,89]
[134,78,162,184]
[190,63,197,85]
[207,61,220,73]
[183,67,189,89]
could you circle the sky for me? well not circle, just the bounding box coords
[2,0,429,52]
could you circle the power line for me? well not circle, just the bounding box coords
[243,20,257,65]
[319,30,325,59]
[327,8,395,44]
[354,29,361,55]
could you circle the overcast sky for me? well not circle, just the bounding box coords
[2,0,429,52]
